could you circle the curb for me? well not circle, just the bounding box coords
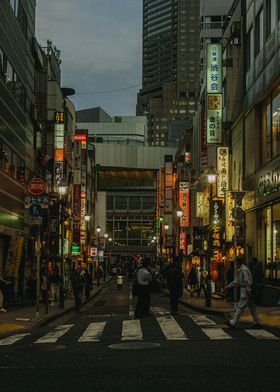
[179,299,231,317]
[0,279,112,337]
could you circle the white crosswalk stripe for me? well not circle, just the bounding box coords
[78,322,107,342]
[122,320,143,341]
[157,316,188,340]
[189,314,217,327]
[245,329,279,340]
[202,328,233,340]
[0,333,30,346]
[150,307,170,316]
[35,324,74,344]
[1,313,279,346]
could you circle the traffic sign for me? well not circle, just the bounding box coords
[28,177,46,196]
[29,204,43,218]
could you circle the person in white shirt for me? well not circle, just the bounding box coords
[134,258,152,318]
[226,257,261,328]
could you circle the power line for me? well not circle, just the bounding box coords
[76,84,141,95]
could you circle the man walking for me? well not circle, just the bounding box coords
[226,257,261,328]
[134,258,152,318]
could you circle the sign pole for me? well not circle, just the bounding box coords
[35,231,41,320]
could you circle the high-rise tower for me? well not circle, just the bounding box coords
[137,0,200,146]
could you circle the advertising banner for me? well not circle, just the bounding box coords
[225,191,235,242]
[217,147,229,197]
[206,43,222,94]
[180,229,187,255]
[54,112,65,187]
[196,192,204,218]
[206,94,222,144]
[179,182,190,228]
[209,200,224,250]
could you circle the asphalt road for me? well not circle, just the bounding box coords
[0,280,279,392]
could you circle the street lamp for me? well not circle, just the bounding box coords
[96,225,101,266]
[205,173,217,307]
[164,223,169,263]
[58,185,68,308]
[104,233,108,281]
[176,207,183,218]
[85,215,90,222]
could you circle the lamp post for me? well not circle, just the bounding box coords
[164,223,169,263]
[176,207,183,259]
[96,225,101,266]
[159,216,163,265]
[205,173,216,307]
[104,233,108,281]
[58,185,68,308]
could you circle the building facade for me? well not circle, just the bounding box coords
[0,0,36,280]
[137,0,200,146]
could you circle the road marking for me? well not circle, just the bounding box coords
[122,320,143,341]
[189,314,217,327]
[35,325,74,344]
[0,333,30,346]
[150,307,170,316]
[245,329,279,340]
[202,328,232,340]
[157,316,188,340]
[78,322,107,342]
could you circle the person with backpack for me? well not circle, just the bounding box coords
[226,257,261,328]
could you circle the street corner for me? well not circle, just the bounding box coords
[0,322,27,336]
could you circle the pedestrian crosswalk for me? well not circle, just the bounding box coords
[0,313,278,347]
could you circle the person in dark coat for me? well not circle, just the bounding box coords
[28,269,37,305]
[71,267,83,311]
[167,263,183,314]
[84,270,92,300]
[188,266,198,297]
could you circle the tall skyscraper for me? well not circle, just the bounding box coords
[137,0,200,146]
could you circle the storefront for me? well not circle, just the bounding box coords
[244,154,280,304]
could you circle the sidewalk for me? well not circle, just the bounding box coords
[0,279,110,337]
[179,291,280,328]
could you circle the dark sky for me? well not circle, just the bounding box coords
[36,0,142,116]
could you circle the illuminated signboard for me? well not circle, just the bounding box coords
[196,192,204,218]
[209,200,224,250]
[217,147,229,197]
[54,112,65,187]
[225,191,235,242]
[179,182,190,228]
[207,44,222,94]
[206,94,222,144]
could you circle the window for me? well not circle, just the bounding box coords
[0,48,3,79]
[142,196,155,211]
[107,196,114,210]
[266,0,277,37]
[255,8,264,55]
[4,59,13,92]
[115,196,127,210]
[272,92,280,157]
[246,27,254,69]
[129,196,141,210]
[2,144,12,175]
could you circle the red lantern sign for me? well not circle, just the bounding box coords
[28,177,46,196]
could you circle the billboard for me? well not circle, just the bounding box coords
[206,44,222,94]
[217,147,229,197]
[179,182,190,228]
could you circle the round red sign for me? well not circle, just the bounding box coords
[28,177,46,196]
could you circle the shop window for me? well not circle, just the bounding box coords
[128,221,142,239]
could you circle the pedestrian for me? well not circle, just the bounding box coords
[134,257,152,318]
[249,257,263,305]
[0,276,9,312]
[166,262,183,314]
[226,256,262,328]
[197,268,207,298]
[84,269,92,300]
[27,269,37,305]
[96,265,103,287]
[71,267,83,311]
[188,266,198,297]
[49,266,60,306]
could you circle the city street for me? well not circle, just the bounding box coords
[0,280,279,392]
